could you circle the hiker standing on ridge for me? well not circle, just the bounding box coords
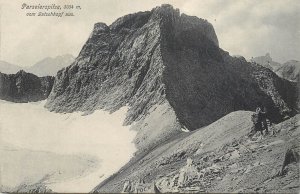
[256,105,269,135]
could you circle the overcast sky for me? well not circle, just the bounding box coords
[0,0,299,66]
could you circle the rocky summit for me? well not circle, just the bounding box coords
[44,4,299,192]
[46,4,298,148]
[0,70,54,102]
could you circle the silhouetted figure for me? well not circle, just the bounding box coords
[122,180,132,193]
[253,105,269,135]
[252,108,262,134]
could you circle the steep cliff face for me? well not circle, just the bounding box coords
[46,5,298,150]
[161,37,297,130]
[0,70,54,102]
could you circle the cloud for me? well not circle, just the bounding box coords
[0,0,299,66]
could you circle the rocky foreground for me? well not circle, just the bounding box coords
[93,112,299,193]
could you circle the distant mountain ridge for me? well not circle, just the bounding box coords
[276,60,300,82]
[0,61,22,74]
[0,54,74,76]
[251,54,300,82]
[251,53,282,71]
[27,54,75,76]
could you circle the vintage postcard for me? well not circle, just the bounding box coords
[0,0,299,193]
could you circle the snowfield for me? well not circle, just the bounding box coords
[0,100,137,192]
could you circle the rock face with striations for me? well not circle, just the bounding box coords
[46,5,298,154]
[0,70,54,102]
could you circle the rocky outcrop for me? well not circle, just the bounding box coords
[93,112,300,193]
[0,70,54,102]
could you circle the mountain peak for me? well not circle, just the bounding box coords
[46,4,297,159]
[16,69,27,75]
[93,22,109,34]
[109,11,151,32]
[0,60,22,74]
[252,53,282,71]
[26,54,74,76]
[153,4,219,46]
[150,4,180,19]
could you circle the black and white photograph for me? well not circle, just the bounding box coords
[0,0,299,193]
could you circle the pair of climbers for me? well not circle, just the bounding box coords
[251,104,270,135]
[122,178,146,193]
